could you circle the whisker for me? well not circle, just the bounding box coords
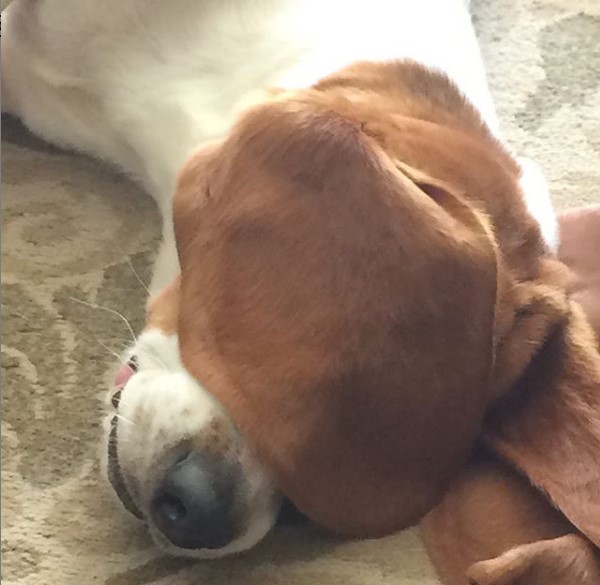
[143,347,171,371]
[124,256,151,295]
[113,413,136,427]
[150,355,170,371]
[97,340,125,362]
[114,242,151,295]
[68,297,137,343]
[112,396,134,410]
[113,340,135,348]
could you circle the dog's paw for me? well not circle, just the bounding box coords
[467,534,600,585]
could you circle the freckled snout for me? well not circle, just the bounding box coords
[151,451,240,550]
[103,324,281,557]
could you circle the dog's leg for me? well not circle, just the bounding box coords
[149,219,181,296]
[1,1,140,173]
[467,534,600,585]
[2,0,176,298]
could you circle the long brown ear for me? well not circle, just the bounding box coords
[174,99,500,536]
[422,209,600,585]
[481,207,600,546]
[483,296,600,547]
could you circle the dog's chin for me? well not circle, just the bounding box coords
[100,420,281,558]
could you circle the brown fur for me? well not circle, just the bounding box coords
[159,61,600,580]
[422,453,600,585]
[468,534,600,585]
[146,276,180,335]
[423,208,600,584]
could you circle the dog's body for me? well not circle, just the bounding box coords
[1,0,557,293]
[5,1,595,583]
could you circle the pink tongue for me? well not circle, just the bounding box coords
[115,362,135,389]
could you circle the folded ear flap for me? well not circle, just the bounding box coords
[394,160,498,243]
[481,207,600,547]
[467,534,600,585]
[482,300,600,548]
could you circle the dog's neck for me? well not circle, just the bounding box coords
[120,0,495,200]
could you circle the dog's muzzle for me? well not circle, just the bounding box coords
[107,357,242,550]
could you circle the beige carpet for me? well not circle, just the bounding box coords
[2,1,599,583]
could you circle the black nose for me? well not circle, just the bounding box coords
[151,452,238,550]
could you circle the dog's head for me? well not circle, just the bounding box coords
[103,62,600,558]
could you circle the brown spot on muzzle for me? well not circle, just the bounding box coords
[193,417,237,457]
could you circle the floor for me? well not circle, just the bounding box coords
[2,1,599,583]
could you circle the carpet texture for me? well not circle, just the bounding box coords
[2,1,599,583]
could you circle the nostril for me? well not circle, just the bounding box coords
[154,491,187,524]
[174,451,191,466]
[150,452,238,550]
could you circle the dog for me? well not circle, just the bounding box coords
[5,0,588,574]
[121,69,600,584]
[167,66,600,585]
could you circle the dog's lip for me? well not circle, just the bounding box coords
[107,414,144,520]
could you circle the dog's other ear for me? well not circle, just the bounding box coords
[481,206,600,548]
[173,99,501,536]
[422,207,600,585]
[483,292,600,548]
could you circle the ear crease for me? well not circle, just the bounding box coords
[490,282,569,400]
[486,301,600,546]
[466,535,600,585]
[393,160,499,255]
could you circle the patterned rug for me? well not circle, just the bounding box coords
[2,1,599,583]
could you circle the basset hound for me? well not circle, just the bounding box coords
[4,0,599,582]
[117,62,600,583]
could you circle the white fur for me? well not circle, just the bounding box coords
[103,329,281,558]
[2,0,559,557]
[3,0,531,293]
